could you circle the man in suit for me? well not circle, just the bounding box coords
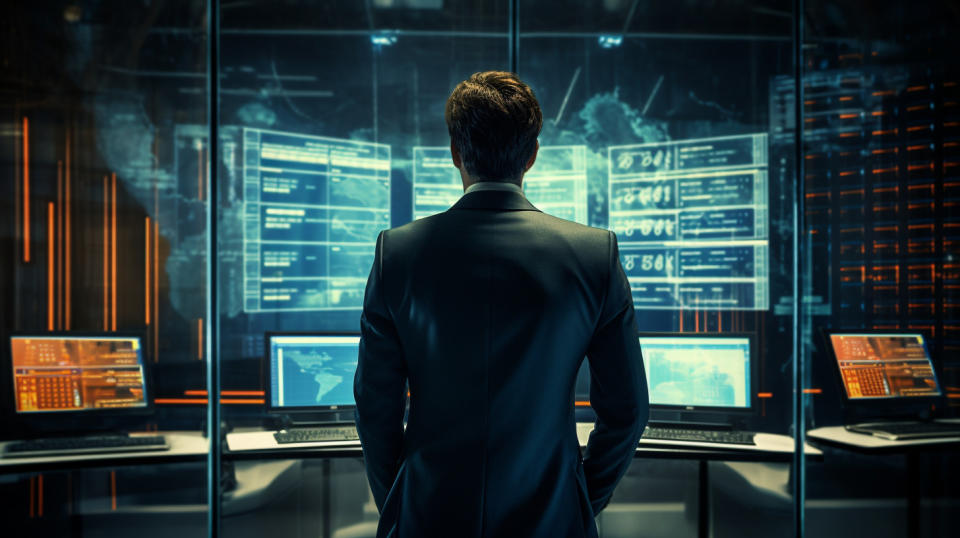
[354,71,648,538]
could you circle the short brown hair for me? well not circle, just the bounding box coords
[445,71,543,182]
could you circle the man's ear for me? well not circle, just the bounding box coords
[450,142,462,169]
[523,141,539,173]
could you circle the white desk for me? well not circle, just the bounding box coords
[0,432,208,474]
[226,424,823,459]
[226,430,360,452]
[807,425,960,451]
[577,422,823,457]
[807,424,960,538]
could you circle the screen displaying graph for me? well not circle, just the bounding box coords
[639,335,751,408]
[608,134,769,311]
[242,128,390,312]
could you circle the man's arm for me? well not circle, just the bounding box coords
[582,231,649,515]
[354,231,407,512]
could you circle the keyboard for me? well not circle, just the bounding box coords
[274,425,359,444]
[848,421,960,440]
[643,427,755,445]
[4,435,169,458]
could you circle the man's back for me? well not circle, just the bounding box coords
[355,189,648,537]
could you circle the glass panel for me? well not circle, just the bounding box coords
[802,1,960,537]
[216,1,509,534]
[519,1,799,536]
[1,1,209,536]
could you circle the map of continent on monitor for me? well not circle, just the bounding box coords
[269,334,359,409]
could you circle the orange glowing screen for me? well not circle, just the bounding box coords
[10,336,148,413]
[828,333,942,400]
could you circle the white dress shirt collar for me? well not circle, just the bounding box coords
[464,181,524,195]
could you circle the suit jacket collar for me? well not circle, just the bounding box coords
[449,189,541,212]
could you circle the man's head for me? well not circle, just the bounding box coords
[445,71,543,185]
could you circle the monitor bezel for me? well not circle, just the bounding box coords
[637,331,757,414]
[264,331,361,414]
[2,331,154,439]
[820,328,944,410]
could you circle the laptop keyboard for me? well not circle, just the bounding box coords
[643,426,755,445]
[4,435,168,457]
[274,425,359,444]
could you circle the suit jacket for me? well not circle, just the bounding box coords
[354,189,649,538]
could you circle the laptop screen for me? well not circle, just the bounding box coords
[268,334,359,409]
[638,335,752,409]
[828,332,942,399]
[10,335,148,413]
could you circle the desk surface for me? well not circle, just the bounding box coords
[0,432,208,474]
[0,425,825,473]
[807,426,960,453]
[223,424,822,463]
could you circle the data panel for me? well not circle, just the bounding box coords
[242,128,390,312]
[608,134,769,310]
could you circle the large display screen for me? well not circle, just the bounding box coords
[242,128,390,313]
[609,134,769,311]
[638,335,751,409]
[268,334,359,409]
[828,333,942,399]
[412,145,588,223]
[10,336,148,413]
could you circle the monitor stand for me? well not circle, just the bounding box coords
[271,410,354,430]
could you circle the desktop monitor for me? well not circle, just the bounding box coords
[8,334,150,414]
[824,331,942,401]
[266,333,359,411]
[638,333,753,411]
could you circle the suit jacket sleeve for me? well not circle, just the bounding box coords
[582,231,650,515]
[354,230,408,513]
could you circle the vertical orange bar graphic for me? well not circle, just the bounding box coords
[22,117,30,262]
[48,203,55,331]
[154,222,159,362]
[57,160,63,329]
[718,312,722,332]
[111,173,117,331]
[65,135,72,329]
[197,318,203,360]
[103,176,109,331]
[110,471,117,511]
[145,217,151,324]
[37,474,43,517]
[679,311,684,332]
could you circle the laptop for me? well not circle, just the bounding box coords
[824,330,960,440]
[637,333,757,446]
[3,334,167,458]
[254,332,361,447]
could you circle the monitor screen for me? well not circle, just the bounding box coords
[638,335,751,409]
[10,335,148,413]
[828,332,942,400]
[268,334,359,409]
